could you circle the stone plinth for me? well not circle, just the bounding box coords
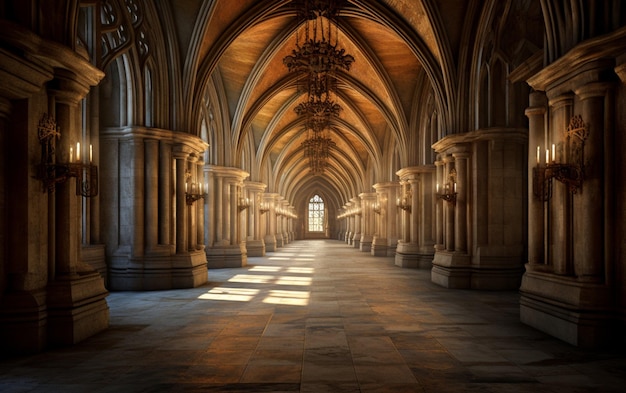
[371,237,388,257]
[395,241,433,269]
[520,268,613,348]
[359,234,373,252]
[0,289,48,354]
[47,272,110,346]
[207,243,247,268]
[109,249,207,290]
[246,239,266,257]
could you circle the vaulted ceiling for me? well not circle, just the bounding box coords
[169,0,472,210]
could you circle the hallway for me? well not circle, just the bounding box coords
[1,240,625,393]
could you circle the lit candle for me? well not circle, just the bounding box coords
[185,182,188,193]
[436,183,440,193]
[546,148,549,165]
[551,143,555,163]
[536,146,540,164]
[199,182,202,194]
[454,182,457,193]
[76,142,80,162]
[89,144,93,163]
[70,147,73,162]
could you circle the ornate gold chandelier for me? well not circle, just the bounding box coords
[284,0,354,174]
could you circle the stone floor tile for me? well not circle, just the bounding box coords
[1,240,625,392]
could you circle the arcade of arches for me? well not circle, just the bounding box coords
[0,0,625,354]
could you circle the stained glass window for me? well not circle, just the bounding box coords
[308,194,324,232]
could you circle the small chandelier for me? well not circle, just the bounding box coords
[285,0,353,174]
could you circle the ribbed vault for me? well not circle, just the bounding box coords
[179,0,464,214]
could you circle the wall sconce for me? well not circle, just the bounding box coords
[436,168,456,204]
[373,202,381,215]
[36,113,98,197]
[238,197,250,211]
[396,189,411,212]
[533,115,588,201]
[184,170,206,205]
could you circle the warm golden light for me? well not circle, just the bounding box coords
[275,276,313,286]
[198,287,259,302]
[249,266,282,272]
[263,290,310,306]
[228,274,274,284]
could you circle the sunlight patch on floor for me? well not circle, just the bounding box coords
[263,289,310,306]
[228,274,274,284]
[198,287,259,302]
[286,267,314,274]
[249,266,282,272]
[275,276,312,286]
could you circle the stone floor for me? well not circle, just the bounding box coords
[1,240,625,393]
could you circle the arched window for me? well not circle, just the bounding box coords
[308,194,325,232]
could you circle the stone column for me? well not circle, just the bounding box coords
[159,141,172,245]
[352,199,361,249]
[453,152,469,253]
[573,82,611,281]
[526,91,547,267]
[196,158,205,251]
[244,181,267,256]
[263,193,277,251]
[47,69,109,346]
[173,151,188,254]
[145,139,159,251]
[344,202,352,243]
[547,94,574,274]
[395,167,436,268]
[371,183,391,256]
[281,199,290,244]
[435,159,444,249]
[444,157,455,251]
[359,193,376,252]
[408,178,419,243]
[186,156,199,251]
[206,166,249,268]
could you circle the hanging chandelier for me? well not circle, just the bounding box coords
[285,0,353,174]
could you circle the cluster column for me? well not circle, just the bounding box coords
[263,193,278,252]
[244,181,267,256]
[395,166,436,268]
[205,166,249,268]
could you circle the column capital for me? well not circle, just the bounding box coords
[547,92,575,109]
[396,165,435,181]
[243,181,267,193]
[358,192,377,201]
[525,105,546,117]
[452,151,470,160]
[574,81,613,100]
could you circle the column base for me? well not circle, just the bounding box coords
[207,243,247,268]
[432,249,523,289]
[386,237,399,257]
[395,241,433,268]
[520,268,615,348]
[47,272,109,347]
[81,244,107,286]
[352,233,361,249]
[371,237,388,257]
[276,234,284,248]
[0,289,47,354]
[359,235,372,252]
[109,249,208,290]
[264,235,277,252]
[431,251,471,288]
[246,239,266,257]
